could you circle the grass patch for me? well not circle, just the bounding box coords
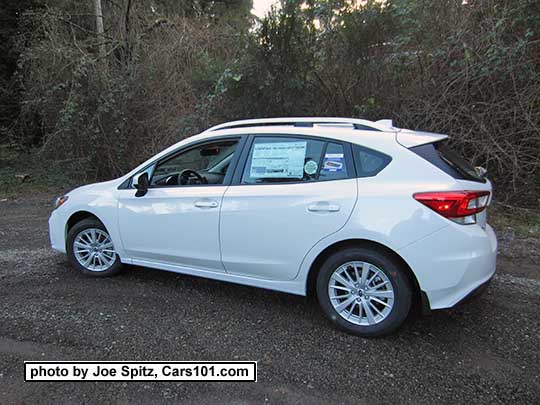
[0,145,82,197]
[489,203,540,239]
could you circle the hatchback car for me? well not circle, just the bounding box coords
[49,117,497,336]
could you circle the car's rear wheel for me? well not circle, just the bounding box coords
[316,247,412,337]
[66,218,122,277]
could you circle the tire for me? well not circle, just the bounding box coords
[316,247,412,337]
[66,218,122,277]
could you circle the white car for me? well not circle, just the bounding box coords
[49,117,497,336]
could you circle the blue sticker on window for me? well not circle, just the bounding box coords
[323,154,344,172]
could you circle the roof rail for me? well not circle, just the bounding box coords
[204,117,396,133]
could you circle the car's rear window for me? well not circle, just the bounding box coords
[410,141,485,182]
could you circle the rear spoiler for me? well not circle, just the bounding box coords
[395,128,448,148]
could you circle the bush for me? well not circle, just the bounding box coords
[222,0,540,205]
[15,5,240,180]
[9,0,540,206]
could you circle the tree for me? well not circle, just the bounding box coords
[93,0,106,57]
[0,0,40,142]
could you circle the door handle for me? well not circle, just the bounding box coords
[194,200,219,209]
[307,202,340,212]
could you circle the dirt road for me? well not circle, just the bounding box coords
[1,193,539,403]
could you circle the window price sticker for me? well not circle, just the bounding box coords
[250,141,307,179]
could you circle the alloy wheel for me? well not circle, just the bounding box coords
[73,228,116,272]
[328,261,395,326]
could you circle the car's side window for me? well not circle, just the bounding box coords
[354,144,392,177]
[241,136,349,184]
[150,139,239,187]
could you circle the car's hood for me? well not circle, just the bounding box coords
[67,179,122,197]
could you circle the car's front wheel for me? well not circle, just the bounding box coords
[316,247,412,337]
[66,218,122,277]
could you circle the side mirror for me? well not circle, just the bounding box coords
[133,172,149,197]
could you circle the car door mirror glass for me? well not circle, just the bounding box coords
[133,172,149,197]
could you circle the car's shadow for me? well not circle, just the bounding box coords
[57,260,490,343]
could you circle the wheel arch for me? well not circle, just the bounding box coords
[65,210,103,238]
[305,238,427,312]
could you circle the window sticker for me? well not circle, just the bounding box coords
[250,141,307,179]
[323,153,344,172]
[304,160,318,175]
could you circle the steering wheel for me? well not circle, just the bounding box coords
[164,173,179,186]
[179,169,207,185]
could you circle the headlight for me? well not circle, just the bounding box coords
[54,195,69,210]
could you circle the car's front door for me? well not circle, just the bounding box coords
[220,135,358,281]
[117,137,242,272]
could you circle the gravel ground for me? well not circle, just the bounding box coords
[0,193,539,404]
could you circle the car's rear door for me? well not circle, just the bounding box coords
[219,135,358,281]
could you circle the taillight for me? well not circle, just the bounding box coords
[413,191,490,225]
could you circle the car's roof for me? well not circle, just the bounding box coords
[193,117,398,148]
[203,117,447,148]
[204,117,396,132]
[205,125,397,147]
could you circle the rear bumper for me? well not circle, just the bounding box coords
[450,274,493,308]
[399,223,497,310]
[419,275,493,315]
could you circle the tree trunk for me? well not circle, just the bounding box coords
[94,0,106,57]
[124,0,132,66]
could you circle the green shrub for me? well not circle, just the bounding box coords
[8,0,540,206]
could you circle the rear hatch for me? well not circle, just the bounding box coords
[397,129,492,228]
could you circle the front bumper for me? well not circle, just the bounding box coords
[48,210,67,253]
[399,223,497,310]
